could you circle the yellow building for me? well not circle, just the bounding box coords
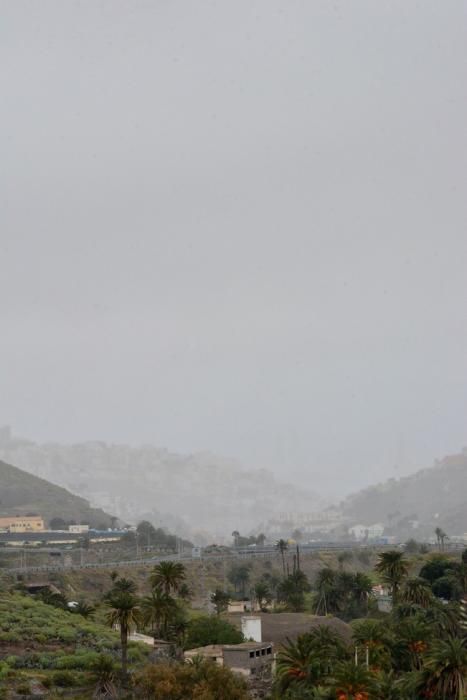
[0,515,45,533]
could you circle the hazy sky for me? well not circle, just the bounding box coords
[1,1,467,498]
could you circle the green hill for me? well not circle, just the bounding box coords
[0,460,115,528]
[341,449,467,539]
[0,590,149,694]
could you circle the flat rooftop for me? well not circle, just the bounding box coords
[222,642,272,650]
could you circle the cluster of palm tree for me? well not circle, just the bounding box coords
[278,569,311,612]
[104,562,188,680]
[314,568,373,618]
[272,538,315,612]
[434,527,449,552]
[275,549,467,699]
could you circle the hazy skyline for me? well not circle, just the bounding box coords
[1,1,467,498]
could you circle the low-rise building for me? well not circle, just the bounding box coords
[184,641,274,678]
[184,644,224,666]
[0,515,45,533]
[68,524,89,534]
[223,642,274,678]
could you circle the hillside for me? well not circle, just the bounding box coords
[0,428,323,540]
[0,460,114,528]
[0,589,149,695]
[341,449,467,539]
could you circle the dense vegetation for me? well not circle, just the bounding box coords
[0,563,246,697]
[0,587,149,696]
[274,549,467,699]
[4,546,467,697]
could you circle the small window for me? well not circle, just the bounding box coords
[250,667,256,675]
[261,648,265,655]
[249,651,255,658]
[256,650,260,657]
[267,647,272,655]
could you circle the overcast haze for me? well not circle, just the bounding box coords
[1,1,467,498]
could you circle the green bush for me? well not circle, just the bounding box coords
[55,651,101,670]
[184,615,244,650]
[52,669,76,687]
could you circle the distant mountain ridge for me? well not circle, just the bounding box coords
[341,448,467,539]
[0,459,114,528]
[0,427,322,540]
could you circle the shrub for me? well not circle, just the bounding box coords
[52,670,76,687]
[136,660,249,699]
[55,651,101,670]
[184,615,244,650]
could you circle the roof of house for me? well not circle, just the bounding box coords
[184,645,224,656]
[228,612,352,647]
[185,641,273,656]
[222,641,273,650]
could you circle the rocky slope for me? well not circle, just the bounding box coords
[341,449,467,539]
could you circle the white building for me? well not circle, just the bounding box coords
[68,524,89,534]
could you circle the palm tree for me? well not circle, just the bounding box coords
[435,527,448,552]
[106,591,141,678]
[253,582,272,610]
[141,589,177,639]
[276,635,320,692]
[314,567,337,615]
[352,619,392,671]
[333,660,377,699]
[276,539,289,577]
[337,571,355,604]
[277,570,310,612]
[178,582,191,602]
[424,636,467,700]
[375,550,408,604]
[227,563,251,598]
[425,600,460,637]
[111,577,137,594]
[375,670,404,700]
[337,550,353,570]
[400,577,433,608]
[210,589,230,615]
[306,625,348,675]
[396,615,431,671]
[150,561,186,595]
[352,572,373,610]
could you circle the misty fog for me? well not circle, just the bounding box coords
[1,1,467,504]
